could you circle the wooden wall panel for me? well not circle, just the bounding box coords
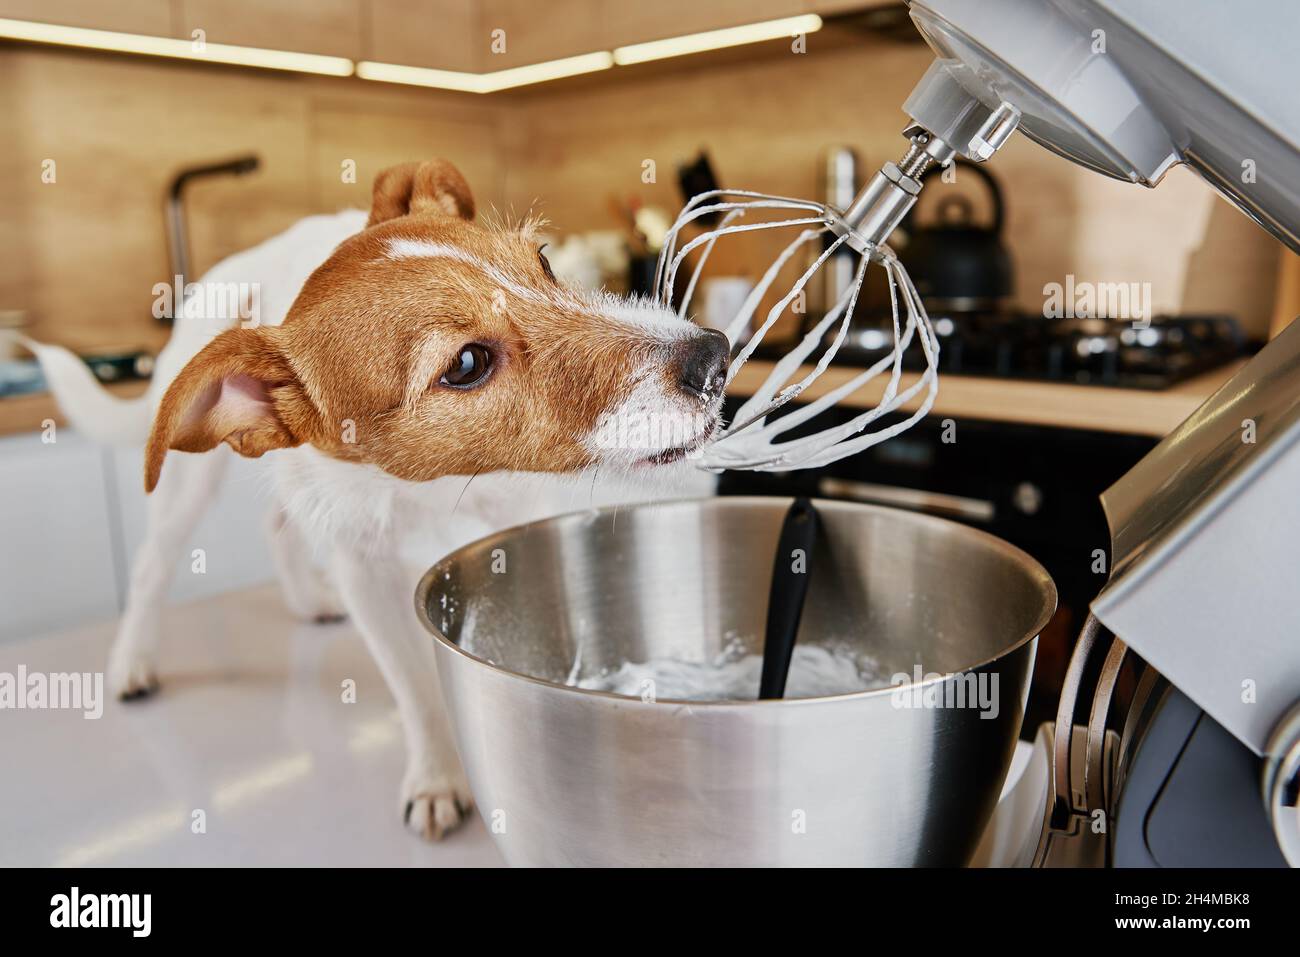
[4,49,313,351]
[0,51,29,334]
[0,45,506,353]
[309,87,506,214]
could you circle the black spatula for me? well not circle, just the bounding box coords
[758,498,820,700]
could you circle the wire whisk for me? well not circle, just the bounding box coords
[656,186,940,472]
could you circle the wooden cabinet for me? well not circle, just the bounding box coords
[0,0,868,72]
[476,0,605,69]
[0,0,367,59]
[365,0,478,71]
[176,0,364,58]
[0,0,173,35]
[806,0,880,15]
[599,0,813,48]
[365,0,608,72]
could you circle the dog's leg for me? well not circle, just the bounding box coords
[331,548,472,840]
[265,505,345,624]
[108,447,230,699]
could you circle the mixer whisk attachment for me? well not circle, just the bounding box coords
[655,190,940,472]
[658,134,954,472]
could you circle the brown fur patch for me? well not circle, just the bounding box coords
[144,327,319,492]
[368,160,475,227]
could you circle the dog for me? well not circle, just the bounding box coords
[33,159,726,839]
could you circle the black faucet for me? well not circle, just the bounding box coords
[162,155,261,323]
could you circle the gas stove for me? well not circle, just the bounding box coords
[800,312,1246,390]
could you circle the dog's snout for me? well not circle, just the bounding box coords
[677,329,730,398]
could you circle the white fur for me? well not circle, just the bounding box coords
[584,370,720,468]
[598,295,694,337]
[35,208,715,841]
[384,236,693,346]
[385,237,550,306]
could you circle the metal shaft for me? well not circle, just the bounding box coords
[837,129,956,253]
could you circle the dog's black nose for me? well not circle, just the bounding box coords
[677,329,730,398]
[681,328,733,395]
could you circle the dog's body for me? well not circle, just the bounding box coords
[35,161,720,839]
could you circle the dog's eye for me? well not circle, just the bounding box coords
[440,344,493,389]
[538,244,557,284]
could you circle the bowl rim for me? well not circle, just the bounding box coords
[414,495,1057,708]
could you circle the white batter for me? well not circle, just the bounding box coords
[573,641,882,701]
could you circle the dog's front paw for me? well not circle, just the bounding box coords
[107,649,159,701]
[401,772,474,841]
[283,585,347,625]
[310,607,347,626]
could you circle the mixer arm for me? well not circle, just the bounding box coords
[832,59,1018,254]
[894,0,1300,254]
[847,0,1300,256]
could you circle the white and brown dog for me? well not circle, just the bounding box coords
[35,159,726,839]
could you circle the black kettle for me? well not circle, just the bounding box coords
[898,158,1013,312]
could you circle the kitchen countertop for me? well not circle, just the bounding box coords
[726,358,1247,437]
[0,584,504,866]
[1,584,1046,868]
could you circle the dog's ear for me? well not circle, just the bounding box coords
[368,159,476,226]
[144,326,308,493]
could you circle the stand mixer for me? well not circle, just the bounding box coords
[880,0,1300,867]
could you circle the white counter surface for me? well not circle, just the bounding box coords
[0,584,503,867]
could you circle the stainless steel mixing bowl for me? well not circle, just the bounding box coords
[415,496,1056,866]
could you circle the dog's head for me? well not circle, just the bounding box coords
[144,159,729,492]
